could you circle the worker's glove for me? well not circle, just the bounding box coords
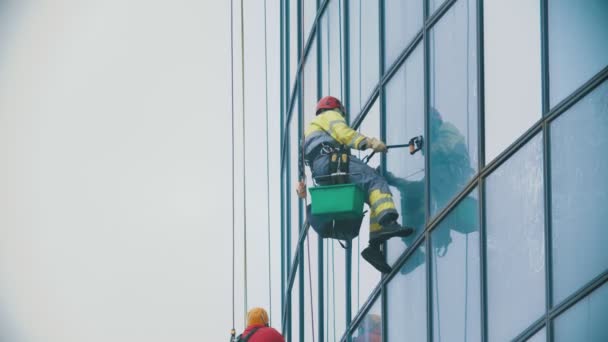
[368,137,388,153]
[296,180,307,199]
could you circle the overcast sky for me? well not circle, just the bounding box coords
[0,1,282,341]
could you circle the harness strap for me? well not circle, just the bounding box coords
[237,326,262,342]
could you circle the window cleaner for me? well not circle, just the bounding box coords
[296,96,416,273]
[232,308,285,342]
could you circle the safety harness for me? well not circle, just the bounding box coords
[304,121,352,186]
[235,326,262,342]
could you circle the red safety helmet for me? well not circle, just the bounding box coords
[316,96,345,115]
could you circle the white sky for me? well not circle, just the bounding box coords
[0,1,282,341]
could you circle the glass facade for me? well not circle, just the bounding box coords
[279,1,608,341]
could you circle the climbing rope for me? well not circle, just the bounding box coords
[300,135,316,341]
[230,0,236,337]
[306,234,316,342]
[240,0,248,323]
[338,0,343,101]
[464,234,469,340]
[263,0,273,325]
[434,248,442,342]
[325,239,329,342]
[229,0,237,339]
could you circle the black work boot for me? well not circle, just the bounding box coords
[369,221,414,245]
[361,244,392,274]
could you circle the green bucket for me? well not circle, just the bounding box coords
[309,183,365,220]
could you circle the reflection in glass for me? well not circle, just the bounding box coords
[431,188,481,342]
[429,0,478,216]
[484,0,541,162]
[549,0,608,106]
[551,80,608,304]
[387,246,427,342]
[384,45,425,265]
[554,282,608,342]
[486,134,545,341]
[384,0,423,70]
[349,0,379,117]
[351,299,382,342]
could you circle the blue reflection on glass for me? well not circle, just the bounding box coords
[384,45,425,265]
[554,282,608,342]
[432,188,481,342]
[551,80,608,304]
[486,133,545,341]
[387,245,427,341]
[349,0,379,116]
[429,0,478,217]
[351,299,382,342]
[384,0,423,70]
[549,0,608,106]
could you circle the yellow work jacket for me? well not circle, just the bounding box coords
[303,110,368,160]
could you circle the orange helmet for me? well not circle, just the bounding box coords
[246,307,270,327]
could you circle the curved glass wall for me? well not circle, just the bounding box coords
[279,1,608,341]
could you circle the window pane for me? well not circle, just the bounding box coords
[303,0,316,40]
[431,188,481,342]
[384,45,425,265]
[290,99,301,261]
[289,0,298,89]
[324,239,348,341]
[387,246,427,341]
[351,298,382,342]
[554,282,608,342]
[291,268,300,342]
[429,0,478,217]
[384,0,423,70]
[484,0,541,162]
[349,0,379,116]
[549,0,608,106]
[429,0,448,15]
[486,134,545,341]
[303,36,318,123]
[320,0,344,99]
[303,234,319,342]
[353,101,381,315]
[550,80,608,304]
[526,328,546,342]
